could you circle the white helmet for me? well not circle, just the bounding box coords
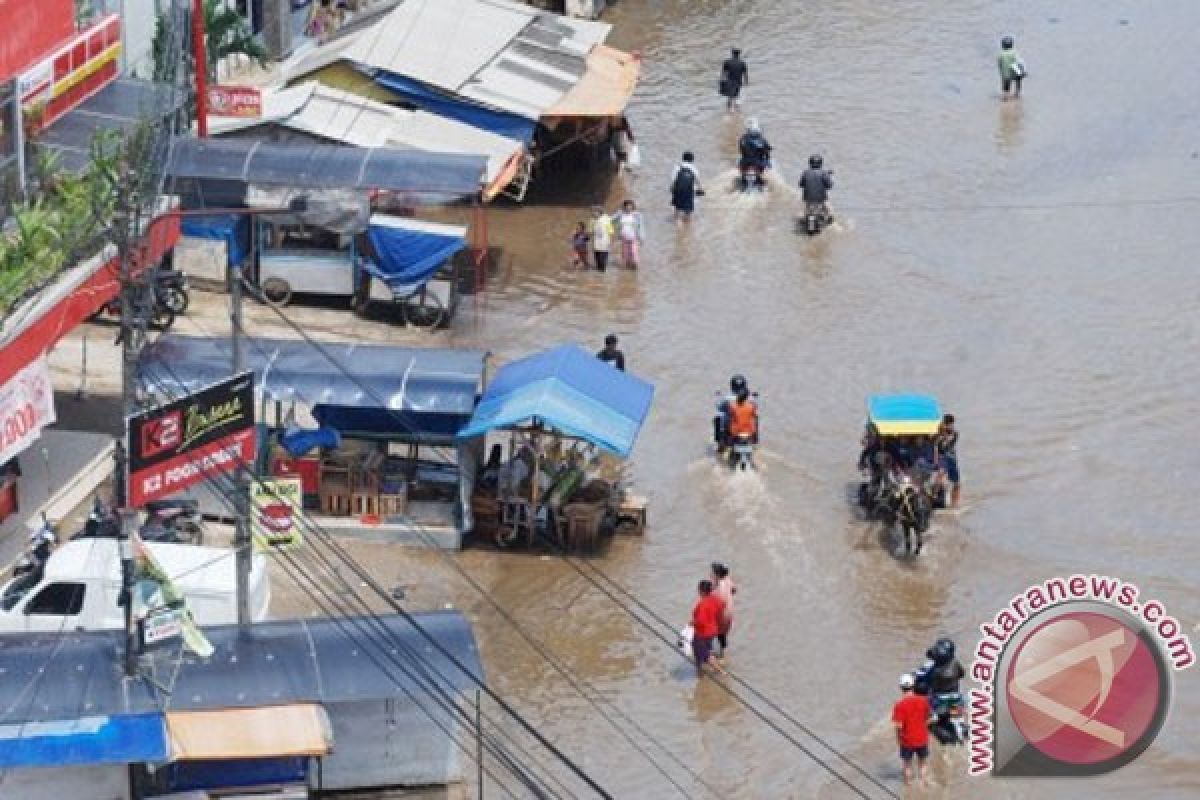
[745,117,762,135]
[899,673,915,690]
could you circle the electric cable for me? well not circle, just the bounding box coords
[236,287,893,796]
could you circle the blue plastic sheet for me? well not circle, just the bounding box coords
[373,72,538,143]
[281,425,342,457]
[0,713,168,768]
[180,214,251,267]
[457,344,655,457]
[364,217,467,291]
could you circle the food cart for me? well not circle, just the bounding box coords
[456,344,654,552]
[256,214,468,329]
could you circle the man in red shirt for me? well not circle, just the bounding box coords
[691,580,727,676]
[892,673,930,786]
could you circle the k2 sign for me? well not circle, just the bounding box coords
[0,355,56,465]
[127,372,255,507]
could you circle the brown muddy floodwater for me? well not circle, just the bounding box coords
[329,1,1200,798]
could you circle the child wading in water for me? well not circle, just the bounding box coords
[613,200,644,269]
[570,222,590,268]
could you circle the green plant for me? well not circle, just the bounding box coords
[203,0,267,81]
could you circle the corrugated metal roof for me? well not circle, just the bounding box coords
[210,83,522,187]
[289,0,614,120]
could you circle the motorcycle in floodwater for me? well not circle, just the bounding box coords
[914,661,967,745]
[801,202,832,236]
[714,390,760,471]
[735,159,770,192]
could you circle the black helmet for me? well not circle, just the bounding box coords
[1001,36,1014,49]
[809,154,823,169]
[730,374,747,394]
[604,333,618,347]
[931,637,956,665]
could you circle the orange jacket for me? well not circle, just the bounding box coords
[728,400,758,436]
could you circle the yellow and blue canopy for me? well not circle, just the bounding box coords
[867,393,942,436]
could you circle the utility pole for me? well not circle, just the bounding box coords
[192,0,209,137]
[114,173,143,678]
[232,261,251,626]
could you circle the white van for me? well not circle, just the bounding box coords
[0,538,270,633]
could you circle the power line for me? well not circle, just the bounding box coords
[198,290,894,797]
[133,365,602,800]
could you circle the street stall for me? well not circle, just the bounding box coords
[456,344,653,551]
[139,334,488,549]
[256,212,469,329]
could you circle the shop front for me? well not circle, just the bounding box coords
[139,334,488,549]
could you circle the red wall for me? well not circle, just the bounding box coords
[0,0,76,83]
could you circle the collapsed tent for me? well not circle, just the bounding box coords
[457,344,654,457]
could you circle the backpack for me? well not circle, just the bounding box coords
[671,166,696,196]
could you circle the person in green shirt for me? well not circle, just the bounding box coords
[997,36,1026,98]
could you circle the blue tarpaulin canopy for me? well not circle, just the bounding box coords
[866,393,943,436]
[363,215,468,291]
[0,713,168,768]
[373,72,538,144]
[457,344,654,457]
[180,213,252,267]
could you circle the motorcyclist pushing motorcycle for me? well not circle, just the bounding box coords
[738,118,772,172]
[798,154,834,221]
[714,375,759,450]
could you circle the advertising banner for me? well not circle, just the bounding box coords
[127,372,255,507]
[0,355,56,465]
[251,477,303,551]
[208,85,263,118]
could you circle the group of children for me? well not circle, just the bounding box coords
[571,201,645,271]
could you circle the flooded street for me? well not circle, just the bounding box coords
[411,1,1200,796]
[208,0,1200,797]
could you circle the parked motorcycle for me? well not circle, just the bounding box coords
[92,290,175,335]
[155,268,190,314]
[74,496,203,545]
[141,497,204,545]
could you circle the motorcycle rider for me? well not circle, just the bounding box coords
[798,154,834,222]
[714,375,758,450]
[917,637,966,696]
[738,118,772,184]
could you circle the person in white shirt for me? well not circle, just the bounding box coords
[590,205,615,271]
[612,199,644,268]
[711,562,737,657]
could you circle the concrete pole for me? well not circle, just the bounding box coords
[231,262,251,627]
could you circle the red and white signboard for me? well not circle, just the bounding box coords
[0,355,56,464]
[207,85,263,118]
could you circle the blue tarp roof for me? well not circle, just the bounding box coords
[866,394,943,423]
[165,136,487,202]
[0,612,483,726]
[373,72,538,144]
[364,215,468,291]
[139,336,486,441]
[0,713,168,768]
[457,344,654,457]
